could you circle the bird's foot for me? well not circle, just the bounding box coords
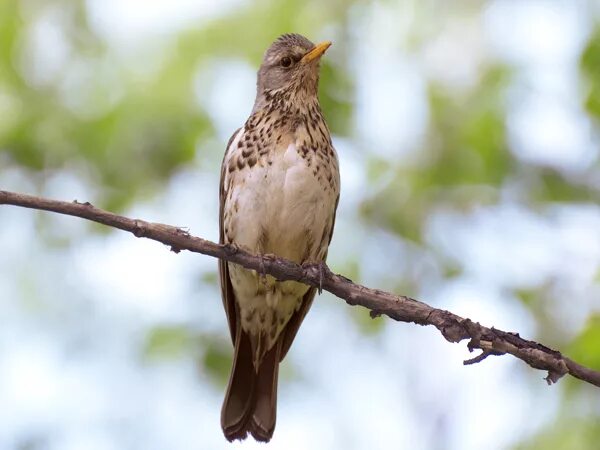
[258,253,278,286]
[224,242,241,255]
[316,261,326,295]
[258,253,267,285]
[303,260,327,295]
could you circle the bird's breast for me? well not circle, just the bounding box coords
[224,135,337,264]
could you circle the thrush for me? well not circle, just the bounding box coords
[218,33,340,442]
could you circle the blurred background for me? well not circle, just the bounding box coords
[1,0,600,449]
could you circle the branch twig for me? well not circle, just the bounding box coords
[1,189,599,388]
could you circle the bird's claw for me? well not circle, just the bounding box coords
[309,261,325,295]
[302,260,327,294]
[258,254,267,285]
[317,261,326,295]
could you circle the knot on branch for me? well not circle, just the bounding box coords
[175,227,190,237]
[545,360,569,385]
[463,319,483,348]
[132,220,147,238]
[72,200,93,206]
[369,310,382,319]
[427,310,469,343]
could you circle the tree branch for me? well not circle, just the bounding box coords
[1,189,599,389]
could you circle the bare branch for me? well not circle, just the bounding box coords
[1,189,599,388]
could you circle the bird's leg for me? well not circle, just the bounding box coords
[316,261,326,295]
[258,253,267,286]
[257,253,279,286]
[303,260,327,295]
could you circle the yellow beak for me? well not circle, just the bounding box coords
[301,41,332,64]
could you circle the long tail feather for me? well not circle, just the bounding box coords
[221,330,280,442]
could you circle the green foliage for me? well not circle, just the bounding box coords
[567,315,600,371]
[144,325,197,360]
[0,3,213,210]
[360,64,513,244]
[532,169,600,203]
[426,65,514,187]
[351,307,386,335]
[319,60,354,135]
[581,25,600,121]
[143,325,232,385]
[201,340,233,387]
[514,417,600,450]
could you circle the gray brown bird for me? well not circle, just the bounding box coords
[218,34,340,442]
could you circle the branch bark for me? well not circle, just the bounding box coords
[1,189,599,389]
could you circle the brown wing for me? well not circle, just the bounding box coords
[278,194,340,360]
[220,128,241,344]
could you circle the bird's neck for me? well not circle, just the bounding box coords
[252,86,320,117]
[245,87,331,150]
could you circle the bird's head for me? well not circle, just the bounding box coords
[255,34,331,106]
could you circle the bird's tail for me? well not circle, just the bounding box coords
[221,328,280,442]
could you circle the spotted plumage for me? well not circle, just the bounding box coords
[219,34,340,443]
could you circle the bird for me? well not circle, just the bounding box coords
[218,33,340,442]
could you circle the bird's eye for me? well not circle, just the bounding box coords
[281,56,292,68]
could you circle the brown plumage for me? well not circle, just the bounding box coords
[219,33,340,442]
